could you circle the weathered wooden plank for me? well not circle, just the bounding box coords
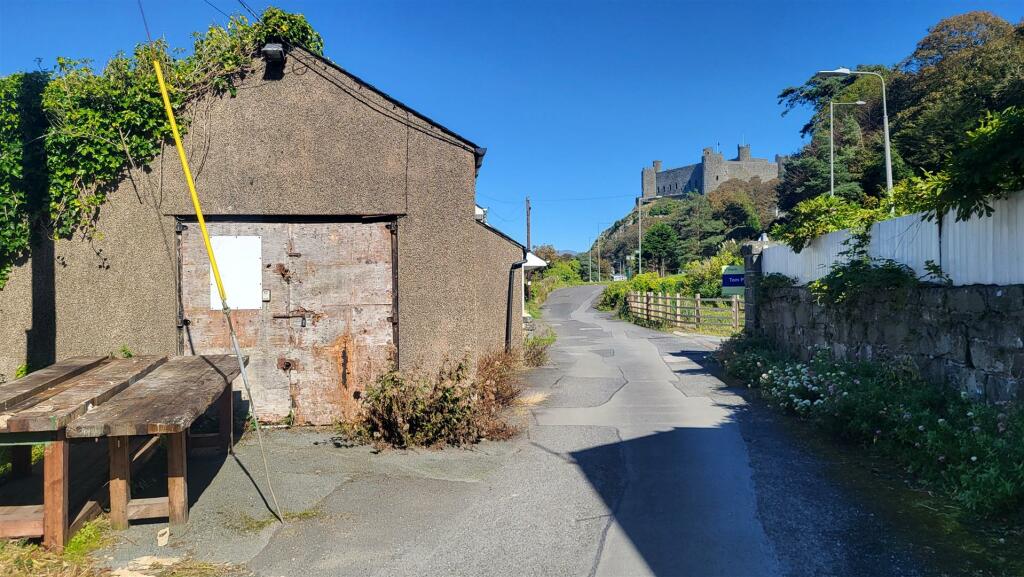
[43,431,69,550]
[167,432,188,525]
[6,356,167,433]
[0,505,44,538]
[66,355,243,438]
[69,500,103,536]
[128,497,169,521]
[109,436,131,530]
[0,357,106,411]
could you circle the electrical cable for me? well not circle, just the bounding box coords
[232,0,477,154]
[138,0,284,523]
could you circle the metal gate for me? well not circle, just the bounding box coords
[178,219,396,425]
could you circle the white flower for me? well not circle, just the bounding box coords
[967,411,975,418]
[971,456,978,462]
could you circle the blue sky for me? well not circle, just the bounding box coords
[2,1,1022,252]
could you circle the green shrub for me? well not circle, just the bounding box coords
[770,194,877,253]
[808,257,918,307]
[718,335,1024,515]
[523,332,555,367]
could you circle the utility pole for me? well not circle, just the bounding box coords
[588,241,593,282]
[597,234,602,282]
[525,196,531,252]
[637,197,643,276]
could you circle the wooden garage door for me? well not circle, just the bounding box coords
[179,219,395,425]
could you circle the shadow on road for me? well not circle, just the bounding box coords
[569,411,778,577]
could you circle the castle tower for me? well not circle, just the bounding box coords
[641,160,660,200]
[700,147,724,193]
[737,144,751,161]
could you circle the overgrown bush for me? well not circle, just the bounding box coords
[523,332,556,367]
[350,352,524,448]
[718,335,1024,515]
[808,257,919,307]
[756,273,798,304]
[769,194,877,253]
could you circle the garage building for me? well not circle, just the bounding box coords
[0,46,525,425]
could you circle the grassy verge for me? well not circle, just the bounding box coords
[1,518,111,577]
[716,335,1024,518]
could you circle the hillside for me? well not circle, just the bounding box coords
[593,177,778,275]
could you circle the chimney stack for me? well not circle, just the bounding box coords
[653,160,663,172]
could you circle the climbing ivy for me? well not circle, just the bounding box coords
[0,7,323,289]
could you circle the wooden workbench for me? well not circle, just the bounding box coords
[0,355,243,549]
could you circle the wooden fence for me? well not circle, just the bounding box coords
[626,292,744,332]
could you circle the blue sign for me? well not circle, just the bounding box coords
[722,274,744,287]
[721,265,745,297]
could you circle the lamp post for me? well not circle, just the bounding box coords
[829,100,866,196]
[817,67,893,195]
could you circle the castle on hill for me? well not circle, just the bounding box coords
[641,144,786,201]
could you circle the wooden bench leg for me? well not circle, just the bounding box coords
[167,432,188,525]
[11,445,32,478]
[43,432,69,550]
[218,385,233,454]
[109,436,131,530]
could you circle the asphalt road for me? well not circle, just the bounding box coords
[99,284,931,577]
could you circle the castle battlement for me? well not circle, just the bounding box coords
[642,144,785,200]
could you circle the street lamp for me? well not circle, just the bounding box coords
[829,100,866,196]
[817,67,893,195]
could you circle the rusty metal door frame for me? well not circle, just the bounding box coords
[175,213,402,364]
[387,218,400,370]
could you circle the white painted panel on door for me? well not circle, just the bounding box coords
[209,235,263,310]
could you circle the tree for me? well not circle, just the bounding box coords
[642,222,680,275]
[532,244,558,263]
[893,13,1023,171]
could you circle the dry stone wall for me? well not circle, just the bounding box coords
[756,285,1024,403]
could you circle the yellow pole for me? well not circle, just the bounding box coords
[152,60,228,309]
[151,58,283,521]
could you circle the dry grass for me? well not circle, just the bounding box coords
[0,518,111,577]
[226,508,323,534]
[347,349,528,448]
[151,559,249,577]
[515,392,550,407]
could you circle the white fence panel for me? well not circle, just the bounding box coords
[942,193,1024,286]
[868,213,940,276]
[761,191,1023,286]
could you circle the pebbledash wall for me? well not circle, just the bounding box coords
[744,191,1024,403]
[0,48,524,408]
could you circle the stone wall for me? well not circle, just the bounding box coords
[756,285,1024,403]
